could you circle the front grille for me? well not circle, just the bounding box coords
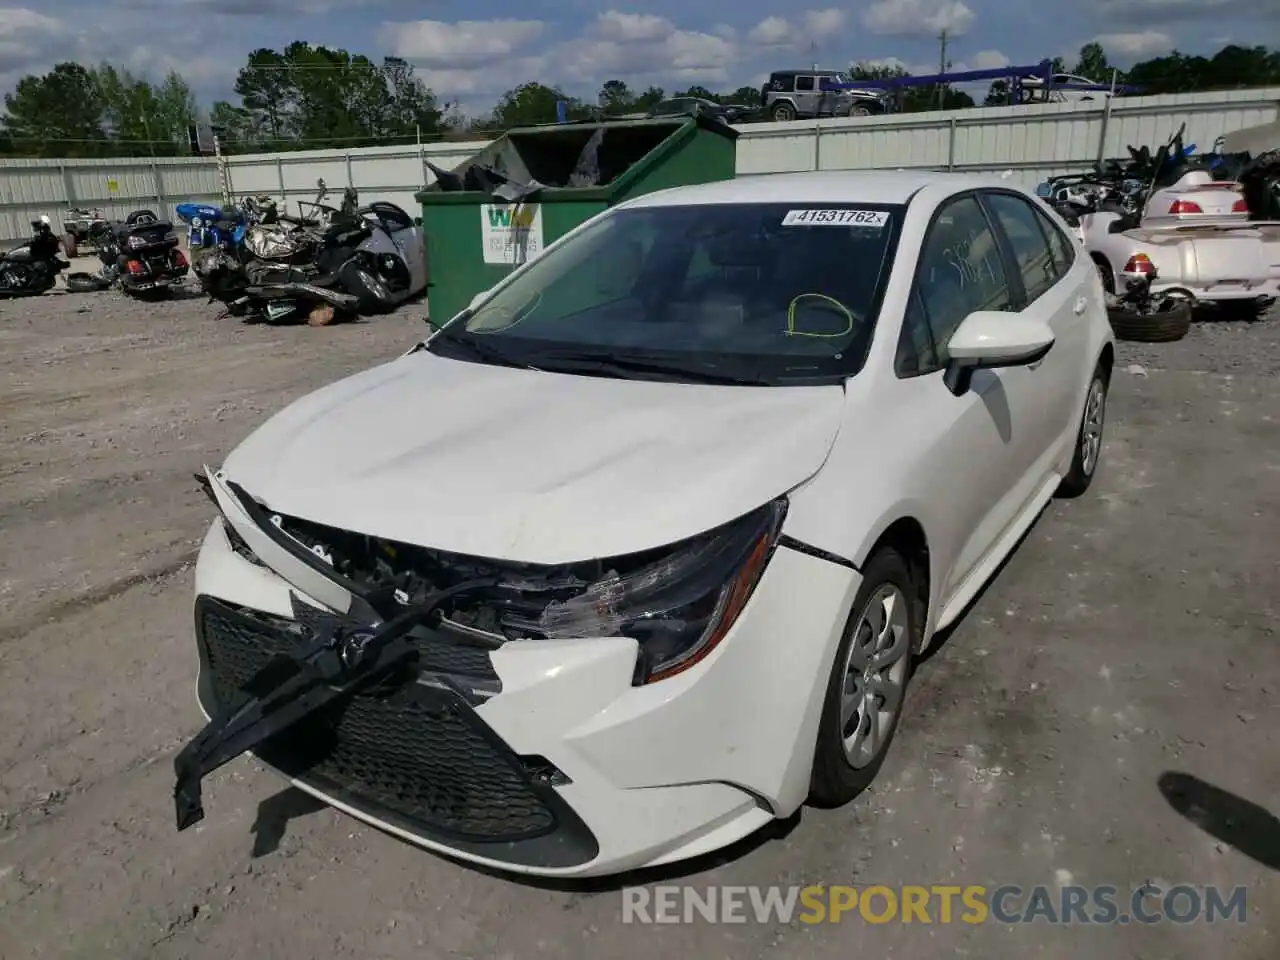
[196,597,562,845]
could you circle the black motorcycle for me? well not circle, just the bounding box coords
[67,210,190,298]
[0,219,70,297]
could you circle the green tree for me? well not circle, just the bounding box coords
[984,79,1011,106]
[491,82,579,128]
[634,85,665,110]
[723,86,763,106]
[598,79,636,115]
[848,62,972,113]
[1,63,107,157]
[1073,42,1113,82]
[381,56,443,137]
[233,48,295,142]
[674,85,718,100]
[209,101,259,153]
[93,65,195,157]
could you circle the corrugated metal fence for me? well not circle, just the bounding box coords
[2,86,1279,241]
[736,86,1280,186]
[0,156,223,243]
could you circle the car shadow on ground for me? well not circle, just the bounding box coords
[1158,771,1280,871]
[249,787,329,857]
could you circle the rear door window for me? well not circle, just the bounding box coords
[982,192,1061,305]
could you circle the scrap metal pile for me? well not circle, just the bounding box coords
[186,181,429,326]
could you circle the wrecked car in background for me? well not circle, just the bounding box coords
[1039,126,1280,314]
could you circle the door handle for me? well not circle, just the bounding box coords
[1073,296,1088,315]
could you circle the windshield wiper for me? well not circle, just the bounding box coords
[527,351,764,385]
[172,577,505,831]
[426,324,530,369]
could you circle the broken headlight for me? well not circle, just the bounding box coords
[505,499,787,685]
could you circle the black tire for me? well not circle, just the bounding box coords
[849,105,872,117]
[770,102,796,122]
[341,262,396,314]
[1057,360,1110,498]
[1107,301,1191,342]
[809,547,920,808]
[61,233,78,258]
[64,272,108,293]
[1092,255,1114,294]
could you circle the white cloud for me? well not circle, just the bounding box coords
[1091,0,1268,23]
[747,16,792,46]
[862,0,976,37]
[591,11,675,43]
[802,8,846,35]
[971,49,1010,69]
[383,19,546,69]
[1092,31,1174,58]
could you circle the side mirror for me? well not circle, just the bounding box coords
[943,311,1055,396]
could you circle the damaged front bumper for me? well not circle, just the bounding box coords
[183,468,861,877]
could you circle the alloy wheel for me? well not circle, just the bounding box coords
[838,583,911,769]
[1081,377,1106,476]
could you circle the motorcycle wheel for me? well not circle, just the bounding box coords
[64,272,109,293]
[341,262,397,314]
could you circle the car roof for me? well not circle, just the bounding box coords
[621,170,1024,209]
[772,69,843,76]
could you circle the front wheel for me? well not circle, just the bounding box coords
[1057,361,1110,498]
[809,547,919,807]
[341,261,397,314]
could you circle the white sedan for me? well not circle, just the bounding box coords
[177,170,1114,878]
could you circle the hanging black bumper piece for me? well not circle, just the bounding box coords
[173,577,501,831]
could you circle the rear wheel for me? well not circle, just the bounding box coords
[809,547,919,807]
[1092,255,1114,294]
[770,102,796,122]
[1057,360,1110,498]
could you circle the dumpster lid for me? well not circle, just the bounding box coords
[418,114,736,204]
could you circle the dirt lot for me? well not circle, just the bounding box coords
[0,286,1276,959]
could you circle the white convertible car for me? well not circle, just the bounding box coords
[178,170,1114,878]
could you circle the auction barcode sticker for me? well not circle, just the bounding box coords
[781,208,889,227]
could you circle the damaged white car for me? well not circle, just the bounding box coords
[1041,129,1280,312]
[175,171,1114,878]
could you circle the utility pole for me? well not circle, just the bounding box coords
[937,29,949,109]
[810,38,818,71]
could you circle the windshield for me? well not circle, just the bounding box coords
[428,201,904,385]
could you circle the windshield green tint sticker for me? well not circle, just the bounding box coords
[781,209,889,227]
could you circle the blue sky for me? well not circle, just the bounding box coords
[2,0,1274,115]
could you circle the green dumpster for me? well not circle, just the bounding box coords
[415,114,738,325]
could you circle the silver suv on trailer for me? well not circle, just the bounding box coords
[762,70,889,122]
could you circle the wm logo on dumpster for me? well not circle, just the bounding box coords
[487,206,537,228]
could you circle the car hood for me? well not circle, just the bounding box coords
[220,350,846,564]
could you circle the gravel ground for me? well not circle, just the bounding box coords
[0,286,1276,960]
